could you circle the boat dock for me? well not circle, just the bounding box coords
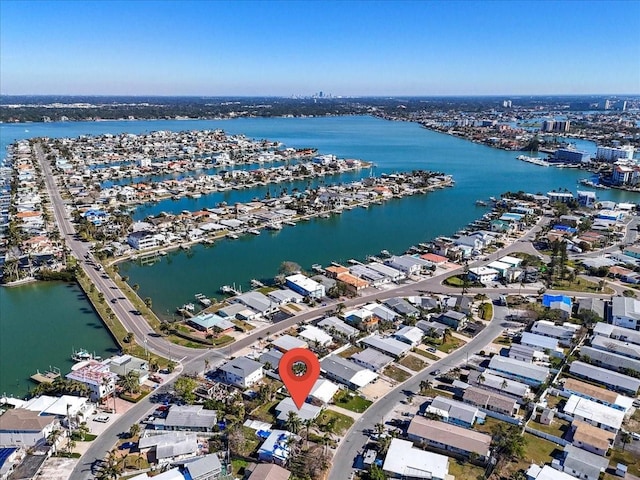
[220,284,242,295]
[30,367,61,384]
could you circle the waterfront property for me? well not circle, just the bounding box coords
[0,409,59,448]
[65,360,118,402]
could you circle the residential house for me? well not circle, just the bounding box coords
[382,438,450,480]
[571,420,615,456]
[541,295,573,319]
[66,360,118,402]
[298,326,333,347]
[580,346,640,375]
[384,297,420,318]
[107,354,149,384]
[344,308,378,331]
[0,409,59,448]
[592,322,640,346]
[590,335,640,361]
[271,335,308,353]
[308,379,340,405]
[520,332,564,358]
[487,356,549,386]
[384,256,431,276]
[247,464,291,480]
[525,464,578,480]
[366,262,406,282]
[562,378,634,412]
[394,326,424,347]
[462,386,518,416]
[317,317,358,339]
[152,405,218,432]
[359,334,411,358]
[267,289,304,305]
[187,313,235,336]
[426,396,482,428]
[433,310,468,331]
[407,416,492,464]
[274,397,322,423]
[285,274,325,299]
[257,430,295,465]
[560,444,609,480]
[531,320,576,346]
[467,370,532,401]
[349,264,391,287]
[609,296,640,330]
[219,357,264,388]
[468,266,499,284]
[563,395,625,433]
[569,361,640,396]
[138,432,198,464]
[350,348,394,372]
[233,291,278,317]
[320,355,378,390]
[415,320,445,340]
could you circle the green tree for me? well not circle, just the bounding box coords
[284,411,302,434]
[129,423,141,439]
[174,375,198,404]
[117,371,141,395]
[621,431,632,451]
[367,465,388,480]
[491,423,526,460]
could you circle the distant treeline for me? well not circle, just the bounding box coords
[0,94,625,123]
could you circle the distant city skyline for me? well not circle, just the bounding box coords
[1,0,639,96]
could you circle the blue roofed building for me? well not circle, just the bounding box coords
[542,294,573,318]
[258,430,295,466]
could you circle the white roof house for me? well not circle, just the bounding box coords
[320,355,378,389]
[298,326,333,347]
[285,274,325,299]
[526,464,576,480]
[563,395,625,433]
[275,397,322,422]
[309,378,340,404]
[394,326,424,346]
[487,356,549,386]
[383,438,449,480]
[271,334,308,352]
[318,316,358,338]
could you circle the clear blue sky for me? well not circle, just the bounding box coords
[1,0,639,96]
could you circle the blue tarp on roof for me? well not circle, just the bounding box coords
[0,448,17,469]
[552,225,577,233]
[542,294,572,308]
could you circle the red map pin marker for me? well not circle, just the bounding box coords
[279,348,321,409]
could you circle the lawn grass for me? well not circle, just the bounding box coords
[211,335,235,347]
[473,416,502,435]
[317,409,355,435]
[241,426,261,456]
[334,391,372,413]
[447,459,485,480]
[531,417,570,439]
[608,448,640,476]
[337,345,364,358]
[398,355,427,372]
[444,275,465,287]
[522,433,560,465]
[413,348,439,360]
[249,399,279,423]
[231,458,249,476]
[437,337,463,353]
[479,302,493,320]
[383,365,412,383]
[232,319,255,331]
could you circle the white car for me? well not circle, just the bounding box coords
[93,416,110,423]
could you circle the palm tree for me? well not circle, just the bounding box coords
[419,379,433,395]
[374,422,385,436]
[129,423,140,439]
[118,371,140,396]
[47,428,62,454]
[284,411,301,434]
[501,379,509,391]
[303,417,317,446]
[621,431,632,451]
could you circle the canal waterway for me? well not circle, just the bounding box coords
[2,115,639,397]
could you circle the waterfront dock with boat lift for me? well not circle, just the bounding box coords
[30,367,61,384]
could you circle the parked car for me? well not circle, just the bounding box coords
[431,369,441,376]
[94,416,110,423]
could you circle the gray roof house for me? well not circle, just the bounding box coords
[219,357,264,388]
[152,405,218,432]
[561,444,609,480]
[267,288,304,305]
[577,298,606,320]
[384,297,420,317]
[487,356,549,386]
[593,322,640,346]
[407,416,492,463]
[610,296,640,330]
[317,316,358,339]
[259,349,284,371]
[350,348,394,372]
[468,370,532,400]
[462,386,518,416]
[580,346,640,374]
[394,326,424,346]
[173,453,223,480]
[590,334,640,360]
[434,310,468,331]
[427,396,482,428]
[416,320,445,338]
[359,334,411,358]
[138,432,198,464]
[233,291,278,316]
[569,361,640,396]
[275,397,322,422]
[320,355,378,390]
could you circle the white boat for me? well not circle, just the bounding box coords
[266,223,282,230]
[71,348,101,362]
[227,233,239,239]
[248,229,261,235]
[194,293,211,306]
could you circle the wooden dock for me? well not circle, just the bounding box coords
[30,367,61,384]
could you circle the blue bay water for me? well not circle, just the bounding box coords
[1,115,638,396]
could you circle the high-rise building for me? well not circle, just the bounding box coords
[595,145,635,162]
[541,120,570,132]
